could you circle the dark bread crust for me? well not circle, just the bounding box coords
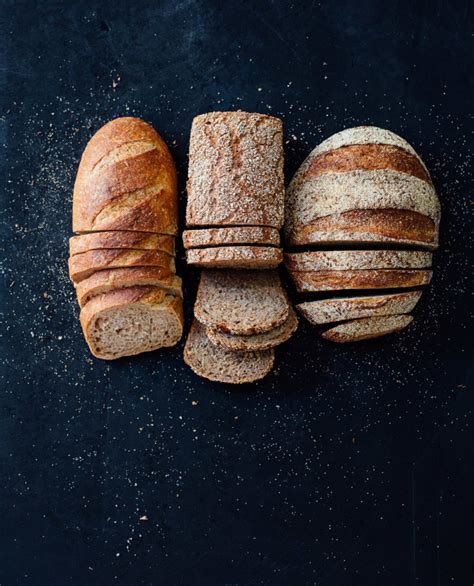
[290,269,432,292]
[69,248,175,283]
[300,144,431,183]
[73,117,177,234]
[70,231,175,256]
[287,209,438,249]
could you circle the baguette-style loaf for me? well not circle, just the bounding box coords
[184,320,275,384]
[285,126,440,249]
[186,111,284,228]
[285,250,432,272]
[297,291,422,325]
[182,226,280,249]
[321,314,413,343]
[70,231,175,256]
[69,249,175,283]
[80,287,183,360]
[75,269,182,307]
[290,268,432,292]
[186,246,283,269]
[73,117,177,234]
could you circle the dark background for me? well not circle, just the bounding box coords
[0,1,472,584]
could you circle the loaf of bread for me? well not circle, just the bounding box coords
[80,287,183,359]
[182,227,280,249]
[70,231,175,256]
[73,117,177,234]
[186,111,284,228]
[285,126,440,249]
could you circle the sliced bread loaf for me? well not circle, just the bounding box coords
[186,246,282,269]
[207,305,298,351]
[69,249,175,283]
[186,111,284,229]
[183,320,275,383]
[290,269,432,292]
[297,291,422,325]
[182,226,280,249]
[321,314,413,343]
[80,287,183,360]
[194,269,289,335]
[70,231,175,256]
[75,269,182,307]
[284,250,432,272]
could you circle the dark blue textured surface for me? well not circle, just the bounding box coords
[0,1,472,584]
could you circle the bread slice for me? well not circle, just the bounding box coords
[297,291,422,325]
[183,320,274,383]
[186,246,282,269]
[73,117,178,234]
[68,249,175,283]
[186,111,284,229]
[194,269,289,335]
[321,314,413,343]
[182,227,280,249]
[284,250,432,272]
[207,304,298,351]
[75,269,182,307]
[70,232,175,256]
[80,287,183,360]
[290,269,432,292]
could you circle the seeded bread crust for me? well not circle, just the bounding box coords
[284,250,432,272]
[207,305,298,351]
[194,269,289,335]
[186,111,284,228]
[70,231,175,256]
[80,287,183,359]
[297,291,422,325]
[289,269,432,292]
[73,117,178,234]
[68,249,175,283]
[182,226,280,249]
[183,320,275,383]
[186,246,283,269]
[75,269,182,307]
[321,314,413,343]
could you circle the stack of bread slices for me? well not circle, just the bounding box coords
[284,126,440,342]
[68,117,183,359]
[183,111,297,383]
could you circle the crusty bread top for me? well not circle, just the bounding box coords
[186,246,283,269]
[182,226,280,249]
[183,320,275,384]
[69,231,175,256]
[73,117,177,234]
[194,269,289,335]
[284,250,432,271]
[321,314,413,343]
[186,111,284,228]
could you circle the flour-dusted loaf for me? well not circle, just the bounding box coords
[207,305,298,351]
[73,117,177,234]
[69,249,175,283]
[75,269,182,307]
[182,226,280,249]
[285,126,440,249]
[285,250,432,272]
[183,320,275,384]
[290,269,432,292]
[321,314,413,343]
[297,291,422,325]
[186,246,283,269]
[80,287,183,360]
[194,269,289,335]
[70,231,175,256]
[186,111,284,228]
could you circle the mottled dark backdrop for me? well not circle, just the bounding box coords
[0,1,472,584]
